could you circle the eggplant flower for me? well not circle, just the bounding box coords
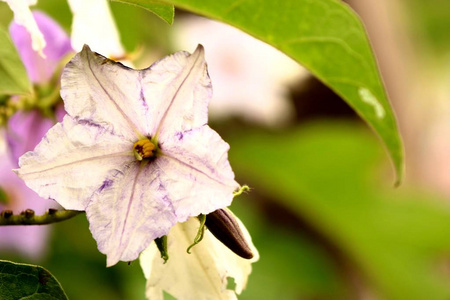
[140,215,259,300]
[15,45,239,266]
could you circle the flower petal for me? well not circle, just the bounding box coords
[86,162,177,266]
[142,45,211,140]
[9,11,72,83]
[15,116,133,210]
[3,0,46,57]
[158,125,239,221]
[67,0,124,58]
[61,45,150,139]
[6,109,54,165]
[140,216,258,300]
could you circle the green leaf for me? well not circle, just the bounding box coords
[0,260,68,300]
[230,121,450,299]
[156,0,404,183]
[0,26,32,96]
[111,0,174,25]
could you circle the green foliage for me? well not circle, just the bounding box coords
[111,0,174,24]
[152,0,404,183]
[230,199,349,299]
[42,216,146,300]
[406,0,450,58]
[230,121,450,299]
[0,260,68,300]
[0,26,32,96]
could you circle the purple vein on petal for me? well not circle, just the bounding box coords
[85,52,142,138]
[159,153,235,188]
[17,151,133,176]
[153,47,203,139]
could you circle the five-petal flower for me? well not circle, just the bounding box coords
[15,45,239,266]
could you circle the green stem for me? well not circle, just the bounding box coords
[0,209,84,226]
[186,214,206,254]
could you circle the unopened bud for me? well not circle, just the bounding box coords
[1,210,13,218]
[205,208,253,259]
[22,209,35,218]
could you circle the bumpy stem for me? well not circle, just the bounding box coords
[0,209,84,226]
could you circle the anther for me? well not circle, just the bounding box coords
[133,139,156,161]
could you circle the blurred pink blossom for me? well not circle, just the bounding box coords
[0,11,71,259]
[173,16,306,127]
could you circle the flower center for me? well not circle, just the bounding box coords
[133,139,156,161]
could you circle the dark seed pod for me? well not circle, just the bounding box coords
[205,208,254,259]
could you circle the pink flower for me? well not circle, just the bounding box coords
[0,11,71,259]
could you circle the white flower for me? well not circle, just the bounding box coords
[67,0,125,58]
[172,16,306,127]
[1,0,46,56]
[140,214,259,300]
[15,44,239,266]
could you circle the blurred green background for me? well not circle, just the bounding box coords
[1,1,450,299]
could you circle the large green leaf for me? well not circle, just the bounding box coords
[0,26,32,96]
[155,0,404,183]
[112,0,174,24]
[0,260,68,300]
[230,121,450,299]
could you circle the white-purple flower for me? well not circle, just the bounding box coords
[15,45,240,266]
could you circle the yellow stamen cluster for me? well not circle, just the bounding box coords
[133,139,156,161]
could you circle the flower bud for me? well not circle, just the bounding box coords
[205,208,253,259]
[154,236,169,263]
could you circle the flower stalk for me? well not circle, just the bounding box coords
[0,209,83,226]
